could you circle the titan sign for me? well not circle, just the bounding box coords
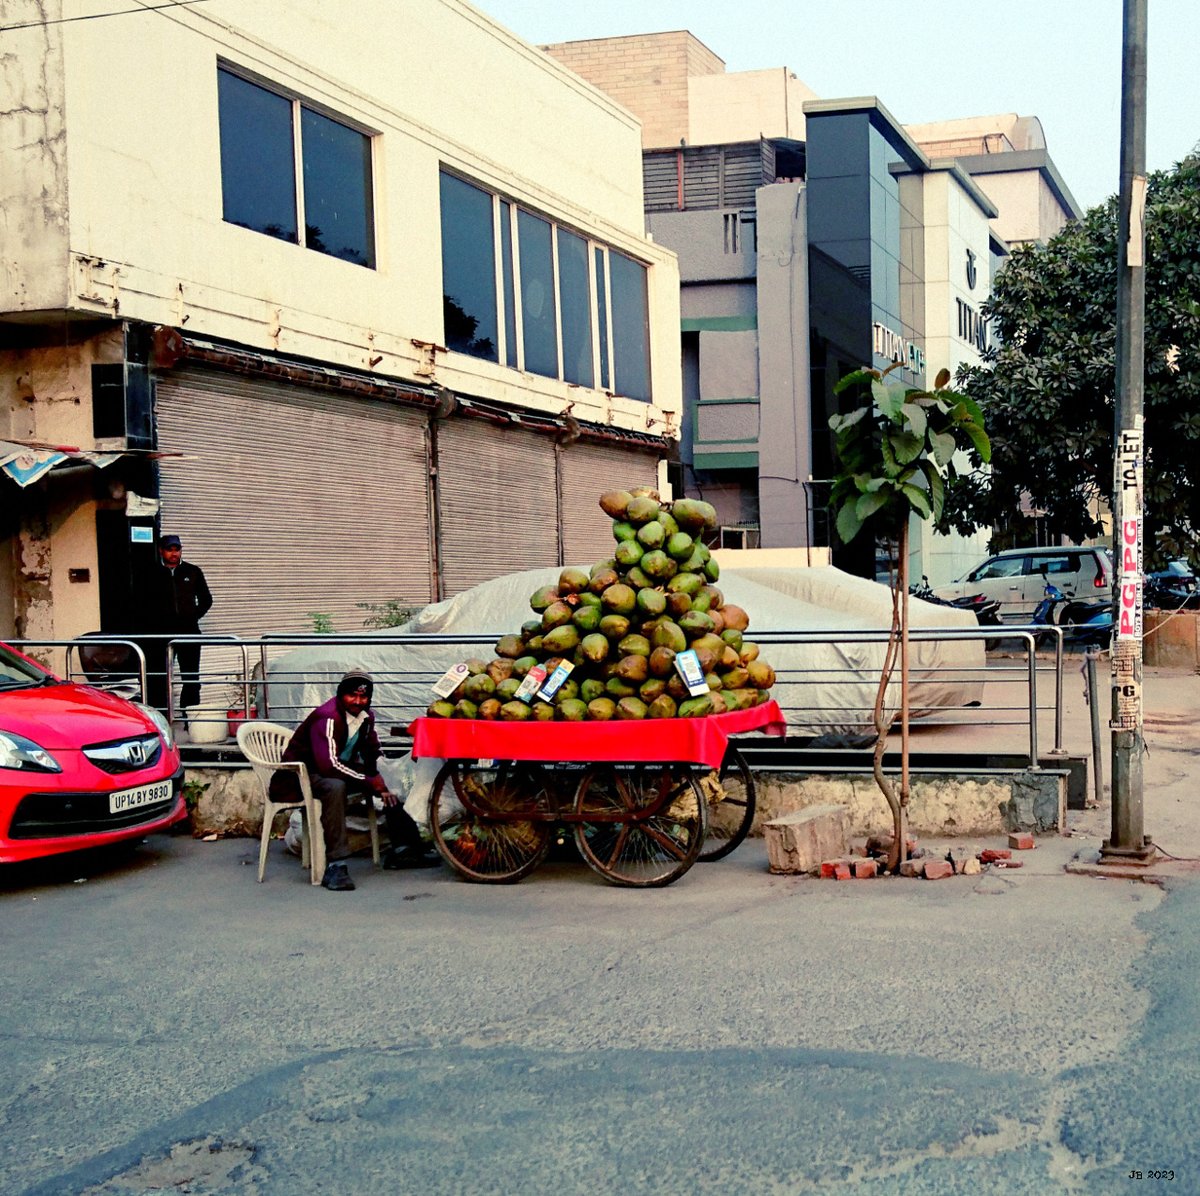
[871,323,925,377]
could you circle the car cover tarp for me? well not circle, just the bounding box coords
[261,566,983,736]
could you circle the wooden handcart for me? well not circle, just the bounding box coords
[409,701,784,888]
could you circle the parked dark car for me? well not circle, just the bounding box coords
[1145,560,1199,609]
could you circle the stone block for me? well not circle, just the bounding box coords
[961,856,982,875]
[764,804,850,874]
[899,859,923,878]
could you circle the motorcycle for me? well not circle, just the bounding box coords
[1032,584,1113,650]
[910,577,1004,649]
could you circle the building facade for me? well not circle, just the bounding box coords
[543,32,1080,581]
[0,0,682,643]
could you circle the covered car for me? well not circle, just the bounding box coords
[260,565,984,738]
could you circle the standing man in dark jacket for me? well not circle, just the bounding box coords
[143,534,213,715]
[269,669,438,891]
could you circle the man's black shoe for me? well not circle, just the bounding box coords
[382,847,441,870]
[321,862,356,891]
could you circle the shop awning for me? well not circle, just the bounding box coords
[0,439,177,487]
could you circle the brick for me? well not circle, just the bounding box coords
[852,858,878,879]
[1008,832,1036,850]
[980,848,1012,863]
[834,862,852,881]
[923,860,954,880]
[819,860,840,879]
[765,806,850,875]
[993,859,1024,869]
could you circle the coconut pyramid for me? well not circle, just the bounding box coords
[425,487,776,721]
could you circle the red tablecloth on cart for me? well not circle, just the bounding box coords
[408,700,785,771]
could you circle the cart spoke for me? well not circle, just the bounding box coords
[573,765,707,887]
[698,746,756,863]
[431,762,552,884]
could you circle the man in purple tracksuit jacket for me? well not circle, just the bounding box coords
[269,669,438,891]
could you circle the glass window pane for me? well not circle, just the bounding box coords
[439,172,498,362]
[217,69,297,244]
[610,251,651,402]
[518,210,558,379]
[557,228,593,388]
[300,107,374,267]
[594,247,610,391]
[500,202,517,367]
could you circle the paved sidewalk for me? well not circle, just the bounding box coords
[902,658,1200,880]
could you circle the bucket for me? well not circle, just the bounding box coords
[227,705,258,739]
[186,708,230,744]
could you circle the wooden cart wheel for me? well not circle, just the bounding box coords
[429,761,552,884]
[698,745,756,862]
[571,764,707,887]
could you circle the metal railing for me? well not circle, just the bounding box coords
[11,625,1075,770]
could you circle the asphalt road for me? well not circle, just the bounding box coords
[4,810,1198,1195]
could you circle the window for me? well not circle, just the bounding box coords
[437,169,652,400]
[217,67,375,268]
[971,557,1024,581]
[439,173,498,361]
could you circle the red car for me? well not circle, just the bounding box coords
[0,640,185,864]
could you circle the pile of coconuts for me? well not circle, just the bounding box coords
[426,487,776,722]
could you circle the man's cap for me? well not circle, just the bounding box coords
[337,669,374,698]
[159,534,182,549]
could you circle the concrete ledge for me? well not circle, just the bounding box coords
[752,768,1066,838]
[186,763,1066,841]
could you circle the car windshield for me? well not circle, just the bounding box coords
[0,644,56,691]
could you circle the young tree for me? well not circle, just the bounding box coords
[829,366,990,873]
[947,155,1200,562]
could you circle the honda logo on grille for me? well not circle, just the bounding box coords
[125,741,146,765]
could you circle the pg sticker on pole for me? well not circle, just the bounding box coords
[1116,424,1143,641]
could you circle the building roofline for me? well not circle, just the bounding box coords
[802,96,930,171]
[952,148,1083,220]
[925,159,1001,218]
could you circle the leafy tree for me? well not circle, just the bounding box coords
[829,366,990,873]
[947,155,1200,564]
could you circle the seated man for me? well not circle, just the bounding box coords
[270,669,438,891]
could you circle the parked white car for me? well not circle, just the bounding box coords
[934,546,1113,624]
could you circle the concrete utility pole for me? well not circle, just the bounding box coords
[1103,0,1155,865]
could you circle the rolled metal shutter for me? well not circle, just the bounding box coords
[558,442,661,568]
[435,417,559,597]
[154,367,433,638]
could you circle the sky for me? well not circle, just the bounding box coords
[476,0,1195,215]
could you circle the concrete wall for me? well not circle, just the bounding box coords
[541,31,724,150]
[755,182,811,547]
[0,331,125,640]
[3,0,681,433]
[688,69,818,146]
[969,169,1070,246]
[1144,611,1200,669]
[0,2,70,314]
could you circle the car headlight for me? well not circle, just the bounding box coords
[135,703,176,750]
[0,730,62,773]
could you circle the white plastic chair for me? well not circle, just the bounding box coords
[237,721,326,885]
